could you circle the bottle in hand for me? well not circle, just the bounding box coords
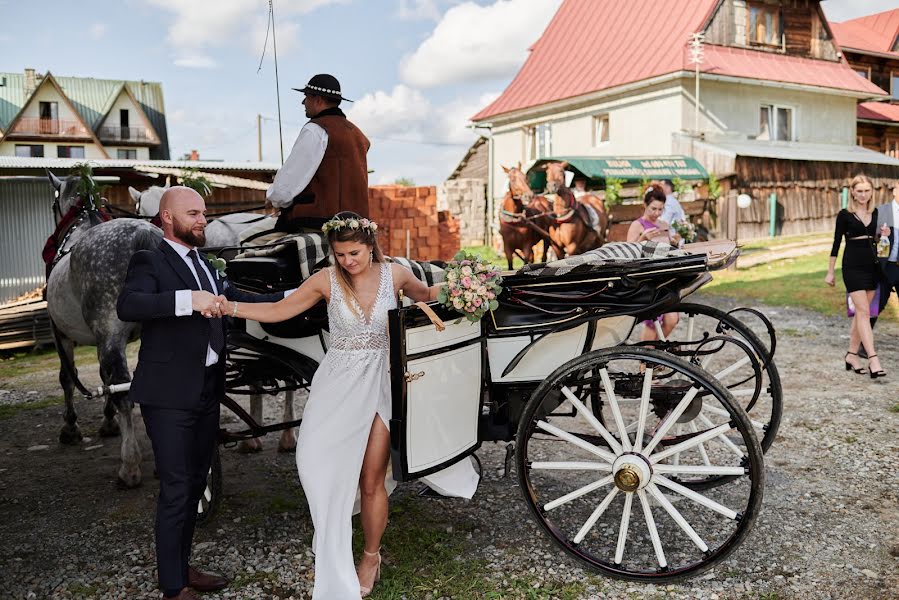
[877,227,891,258]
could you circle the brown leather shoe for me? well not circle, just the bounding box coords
[163,588,199,600]
[188,566,229,592]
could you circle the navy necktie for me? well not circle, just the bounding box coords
[188,249,225,355]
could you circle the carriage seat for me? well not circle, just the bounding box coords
[226,254,306,294]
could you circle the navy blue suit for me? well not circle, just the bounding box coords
[117,240,284,596]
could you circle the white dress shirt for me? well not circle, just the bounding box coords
[266,122,329,208]
[166,238,222,367]
[661,194,686,225]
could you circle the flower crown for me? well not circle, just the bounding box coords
[321,216,379,235]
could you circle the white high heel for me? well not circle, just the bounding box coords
[359,548,381,598]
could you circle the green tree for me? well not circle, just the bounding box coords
[179,167,213,197]
[394,177,415,187]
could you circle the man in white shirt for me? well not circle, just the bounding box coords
[266,73,371,232]
[873,180,899,328]
[660,179,686,225]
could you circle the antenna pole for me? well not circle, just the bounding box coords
[270,0,285,164]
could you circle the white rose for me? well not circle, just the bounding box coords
[349,219,360,229]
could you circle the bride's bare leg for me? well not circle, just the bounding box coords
[358,416,390,587]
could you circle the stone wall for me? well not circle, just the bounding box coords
[437,178,487,246]
[368,185,460,262]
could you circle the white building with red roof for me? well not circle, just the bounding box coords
[831,8,899,158]
[472,0,899,239]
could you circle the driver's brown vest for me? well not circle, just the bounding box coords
[284,113,371,221]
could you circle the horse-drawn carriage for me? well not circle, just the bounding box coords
[206,233,780,582]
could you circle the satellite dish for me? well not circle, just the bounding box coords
[737,194,752,209]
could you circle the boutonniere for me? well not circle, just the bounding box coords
[206,253,227,279]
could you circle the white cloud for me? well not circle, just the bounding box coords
[141,0,342,66]
[399,0,562,88]
[431,91,499,144]
[174,55,218,69]
[248,15,301,57]
[347,84,432,138]
[89,23,108,40]
[396,0,441,21]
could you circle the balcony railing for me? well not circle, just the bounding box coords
[9,118,90,138]
[98,126,152,143]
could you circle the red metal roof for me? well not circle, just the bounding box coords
[858,101,899,123]
[830,8,899,57]
[473,0,886,121]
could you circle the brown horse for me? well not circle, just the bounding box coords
[498,164,550,269]
[535,161,608,258]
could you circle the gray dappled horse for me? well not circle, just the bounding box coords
[129,184,296,453]
[46,171,162,487]
[129,184,268,247]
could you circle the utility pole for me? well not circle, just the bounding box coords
[256,113,263,162]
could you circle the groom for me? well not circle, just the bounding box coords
[117,186,290,600]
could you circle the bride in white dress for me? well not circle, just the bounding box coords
[222,212,477,598]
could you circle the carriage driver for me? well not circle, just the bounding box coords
[266,73,371,233]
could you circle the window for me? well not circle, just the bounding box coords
[887,138,899,158]
[748,3,782,47]
[117,149,137,159]
[39,101,58,120]
[592,114,610,145]
[758,104,794,141]
[120,109,131,140]
[525,122,552,161]
[15,144,44,157]
[892,71,899,101]
[851,65,871,80]
[57,146,85,158]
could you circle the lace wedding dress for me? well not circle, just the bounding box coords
[296,263,478,599]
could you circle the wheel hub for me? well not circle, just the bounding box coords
[612,453,652,492]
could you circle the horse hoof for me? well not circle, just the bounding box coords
[59,425,83,445]
[117,468,142,489]
[98,418,121,438]
[277,429,297,453]
[237,439,263,454]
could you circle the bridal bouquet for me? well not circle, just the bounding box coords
[671,219,696,243]
[438,251,503,323]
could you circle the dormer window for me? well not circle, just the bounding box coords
[748,3,782,47]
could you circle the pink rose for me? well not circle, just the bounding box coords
[473,297,482,307]
[451,288,462,297]
[461,276,472,288]
[479,273,487,282]
[487,291,495,299]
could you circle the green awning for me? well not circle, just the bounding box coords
[527,155,708,190]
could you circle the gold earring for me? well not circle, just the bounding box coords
[370,250,374,269]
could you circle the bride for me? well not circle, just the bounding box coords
[220,212,476,598]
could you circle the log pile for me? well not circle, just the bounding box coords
[0,293,52,352]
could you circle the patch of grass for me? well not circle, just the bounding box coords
[68,582,103,598]
[738,232,830,251]
[0,395,63,420]
[0,344,97,380]
[889,404,899,413]
[463,245,525,270]
[268,492,303,513]
[704,249,898,323]
[231,569,279,589]
[354,496,584,599]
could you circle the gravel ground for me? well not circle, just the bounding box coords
[0,294,897,600]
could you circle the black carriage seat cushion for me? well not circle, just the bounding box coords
[518,241,686,278]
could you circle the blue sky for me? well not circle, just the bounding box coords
[1,0,895,185]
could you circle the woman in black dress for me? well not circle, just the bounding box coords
[825,174,885,377]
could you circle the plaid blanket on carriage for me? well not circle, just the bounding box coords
[236,232,445,285]
[519,241,686,277]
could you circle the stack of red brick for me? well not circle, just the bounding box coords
[367,185,460,262]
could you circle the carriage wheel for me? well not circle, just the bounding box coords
[726,307,777,363]
[196,444,223,526]
[517,347,764,582]
[625,303,782,456]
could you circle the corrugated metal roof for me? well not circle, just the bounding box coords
[0,156,279,172]
[133,166,271,190]
[0,71,170,159]
[831,8,899,57]
[473,0,887,122]
[858,101,899,123]
[694,138,899,166]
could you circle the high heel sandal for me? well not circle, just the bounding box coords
[867,354,886,379]
[359,548,381,598]
[844,352,865,374]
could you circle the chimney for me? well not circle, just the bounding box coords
[24,68,36,94]
[190,149,199,161]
